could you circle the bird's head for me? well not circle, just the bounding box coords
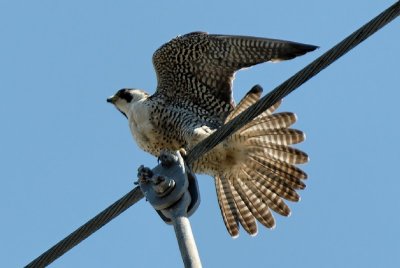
[107,88,148,118]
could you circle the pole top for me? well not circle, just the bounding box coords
[137,151,201,223]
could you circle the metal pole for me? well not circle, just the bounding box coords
[173,215,202,268]
[166,192,202,268]
[139,152,202,267]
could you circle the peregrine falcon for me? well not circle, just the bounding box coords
[107,32,317,237]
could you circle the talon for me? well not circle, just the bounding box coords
[179,148,188,162]
[179,148,187,157]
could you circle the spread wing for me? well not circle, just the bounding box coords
[152,32,317,123]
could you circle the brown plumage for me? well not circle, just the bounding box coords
[107,32,316,237]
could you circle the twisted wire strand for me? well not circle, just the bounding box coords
[25,187,144,268]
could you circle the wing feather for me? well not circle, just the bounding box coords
[153,32,317,122]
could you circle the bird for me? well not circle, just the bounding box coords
[107,32,317,237]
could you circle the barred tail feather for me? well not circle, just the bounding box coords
[241,112,297,132]
[215,176,239,237]
[250,145,309,164]
[240,167,291,215]
[249,154,306,190]
[243,129,305,145]
[234,177,275,229]
[226,85,263,121]
[197,85,308,237]
[227,175,258,235]
[242,162,300,202]
[226,85,282,122]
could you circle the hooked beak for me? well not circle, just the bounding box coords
[107,95,117,104]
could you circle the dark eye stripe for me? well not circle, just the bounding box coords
[117,89,133,103]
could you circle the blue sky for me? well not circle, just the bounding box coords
[1,1,399,267]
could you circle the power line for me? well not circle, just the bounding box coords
[25,2,400,267]
[25,187,144,268]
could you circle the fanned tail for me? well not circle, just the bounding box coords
[202,85,309,237]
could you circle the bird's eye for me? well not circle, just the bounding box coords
[118,89,133,103]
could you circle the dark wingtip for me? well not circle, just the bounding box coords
[277,42,318,61]
[302,44,319,52]
[248,84,263,95]
[292,42,319,55]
